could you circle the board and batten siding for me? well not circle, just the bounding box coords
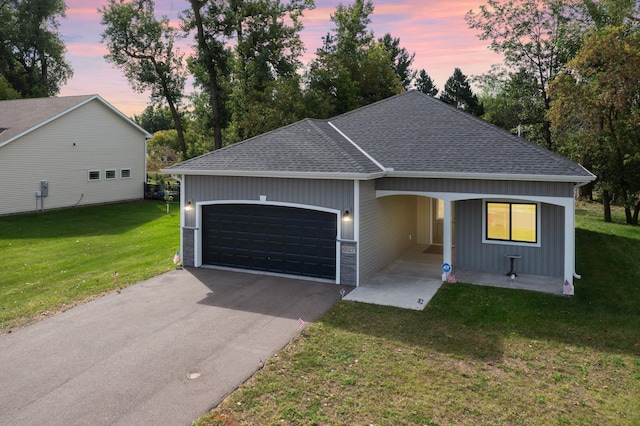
[455,199,564,277]
[183,175,357,283]
[358,180,417,284]
[377,177,575,198]
[185,176,354,237]
[0,99,146,215]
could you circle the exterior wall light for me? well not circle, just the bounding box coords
[342,210,351,222]
[185,200,193,212]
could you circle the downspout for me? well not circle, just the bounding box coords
[572,181,591,280]
[171,174,185,267]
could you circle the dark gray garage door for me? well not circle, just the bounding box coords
[202,204,337,280]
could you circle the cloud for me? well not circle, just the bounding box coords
[60,0,501,115]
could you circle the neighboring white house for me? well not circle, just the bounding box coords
[0,95,151,216]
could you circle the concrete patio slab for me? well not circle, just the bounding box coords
[344,248,444,310]
[344,245,566,311]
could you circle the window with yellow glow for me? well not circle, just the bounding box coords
[486,202,537,243]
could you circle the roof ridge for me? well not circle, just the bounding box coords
[329,90,415,121]
[306,119,380,173]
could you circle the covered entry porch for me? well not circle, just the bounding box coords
[373,181,578,293]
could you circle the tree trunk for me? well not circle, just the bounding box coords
[625,206,633,224]
[166,98,187,159]
[633,201,640,225]
[602,189,612,222]
[190,0,223,151]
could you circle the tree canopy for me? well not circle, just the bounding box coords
[466,0,585,149]
[304,0,403,117]
[0,0,72,97]
[549,26,640,223]
[100,0,189,158]
[440,68,483,116]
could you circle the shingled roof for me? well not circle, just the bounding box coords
[166,91,595,182]
[0,95,150,147]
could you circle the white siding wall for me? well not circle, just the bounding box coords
[358,180,417,283]
[0,100,146,215]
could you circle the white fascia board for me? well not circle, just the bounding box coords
[384,170,597,184]
[159,168,386,181]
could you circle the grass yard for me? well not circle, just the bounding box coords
[0,200,180,332]
[197,202,640,426]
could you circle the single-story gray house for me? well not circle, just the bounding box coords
[0,95,151,215]
[164,91,595,294]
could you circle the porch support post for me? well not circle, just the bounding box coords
[563,199,575,295]
[442,199,453,281]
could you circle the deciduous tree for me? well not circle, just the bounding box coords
[549,26,640,223]
[304,0,402,117]
[0,0,72,97]
[466,0,584,149]
[181,0,227,150]
[100,0,188,157]
[225,0,312,141]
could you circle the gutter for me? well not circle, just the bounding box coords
[161,168,386,181]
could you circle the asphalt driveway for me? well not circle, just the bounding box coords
[0,268,344,425]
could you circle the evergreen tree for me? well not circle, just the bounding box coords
[379,33,415,90]
[440,68,483,116]
[414,69,438,96]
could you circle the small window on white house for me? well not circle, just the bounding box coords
[105,169,117,180]
[88,170,100,181]
[120,169,131,179]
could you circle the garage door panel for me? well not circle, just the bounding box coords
[202,204,337,280]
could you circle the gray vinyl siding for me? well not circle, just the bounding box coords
[185,176,354,236]
[377,177,575,198]
[184,175,356,282]
[359,180,417,283]
[455,199,564,277]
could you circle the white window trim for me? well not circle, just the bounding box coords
[105,169,117,180]
[482,199,541,248]
[88,169,100,181]
[120,168,132,179]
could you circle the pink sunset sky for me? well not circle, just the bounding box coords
[58,0,503,117]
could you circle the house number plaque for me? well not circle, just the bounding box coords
[341,245,356,254]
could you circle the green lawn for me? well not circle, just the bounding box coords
[0,200,180,332]
[1,200,638,425]
[197,202,640,426]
